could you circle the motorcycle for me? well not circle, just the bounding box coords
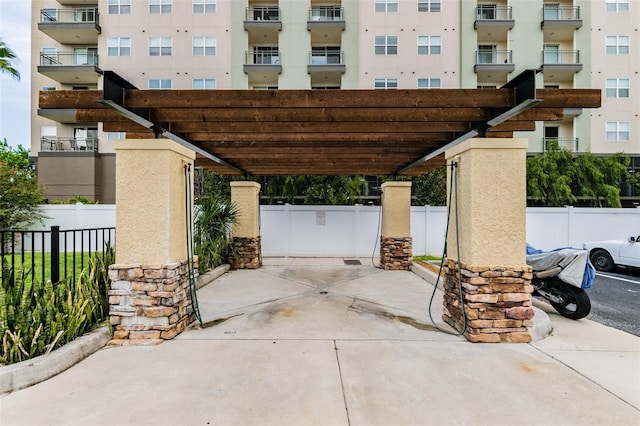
[526,244,595,320]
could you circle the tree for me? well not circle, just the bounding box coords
[0,140,44,230]
[570,153,628,208]
[527,141,630,207]
[0,39,20,81]
[413,167,447,206]
[526,142,576,206]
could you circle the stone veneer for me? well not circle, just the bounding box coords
[442,258,534,343]
[230,236,261,269]
[380,236,412,271]
[107,260,196,345]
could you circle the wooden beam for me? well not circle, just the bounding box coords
[125,89,516,109]
[168,121,472,133]
[535,89,601,108]
[149,107,491,123]
[183,132,453,143]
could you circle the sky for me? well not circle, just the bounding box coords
[0,0,31,150]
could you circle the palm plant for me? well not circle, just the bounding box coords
[0,39,20,81]
[193,197,240,274]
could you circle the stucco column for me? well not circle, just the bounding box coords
[108,139,197,345]
[230,181,262,269]
[379,181,412,270]
[442,138,534,343]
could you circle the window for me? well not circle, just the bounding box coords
[108,0,131,14]
[193,79,216,89]
[543,45,560,64]
[375,0,397,12]
[418,0,440,12]
[606,36,630,54]
[606,0,629,12]
[253,47,279,64]
[108,37,131,56]
[477,4,497,20]
[477,45,497,63]
[150,0,172,14]
[193,0,216,13]
[41,47,58,65]
[374,78,398,89]
[606,121,630,141]
[375,36,398,55]
[107,132,126,141]
[606,78,630,98]
[311,47,341,64]
[417,78,441,89]
[192,37,216,56]
[418,36,441,55]
[74,48,97,65]
[543,4,560,20]
[149,79,172,89]
[149,37,172,56]
[41,8,57,21]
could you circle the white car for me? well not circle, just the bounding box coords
[583,235,640,272]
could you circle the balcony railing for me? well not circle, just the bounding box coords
[309,6,344,21]
[40,8,99,24]
[542,5,580,20]
[41,137,99,152]
[476,50,512,65]
[40,52,98,66]
[476,5,512,21]
[245,50,280,65]
[544,137,579,152]
[309,49,343,65]
[245,6,280,21]
[542,49,580,64]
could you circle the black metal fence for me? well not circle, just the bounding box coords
[0,226,115,286]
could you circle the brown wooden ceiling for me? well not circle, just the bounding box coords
[38,88,600,176]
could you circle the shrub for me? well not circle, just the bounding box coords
[0,245,114,365]
[193,197,239,274]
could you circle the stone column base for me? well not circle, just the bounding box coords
[230,236,261,269]
[107,260,196,345]
[442,259,534,343]
[380,236,412,271]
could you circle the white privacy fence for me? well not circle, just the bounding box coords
[35,204,639,257]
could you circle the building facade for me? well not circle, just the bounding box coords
[31,0,639,204]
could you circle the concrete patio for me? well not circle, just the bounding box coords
[1,258,638,425]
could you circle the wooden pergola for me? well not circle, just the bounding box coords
[38,70,600,176]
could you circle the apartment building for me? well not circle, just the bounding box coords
[30,0,638,204]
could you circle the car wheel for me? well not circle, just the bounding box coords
[590,249,615,272]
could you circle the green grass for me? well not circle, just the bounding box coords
[413,254,442,262]
[1,252,92,283]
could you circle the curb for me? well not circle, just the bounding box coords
[411,261,553,341]
[0,326,111,395]
[196,264,230,289]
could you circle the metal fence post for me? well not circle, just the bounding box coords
[51,225,60,284]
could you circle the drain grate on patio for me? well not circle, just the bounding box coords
[343,259,362,265]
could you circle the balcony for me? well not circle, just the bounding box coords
[38,8,100,44]
[308,48,344,87]
[40,137,99,152]
[308,6,345,45]
[544,137,579,152]
[244,48,282,83]
[541,50,582,82]
[38,52,100,84]
[542,6,582,41]
[244,6,281,44]
[474,49,514,82]
[474,6,514,41]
